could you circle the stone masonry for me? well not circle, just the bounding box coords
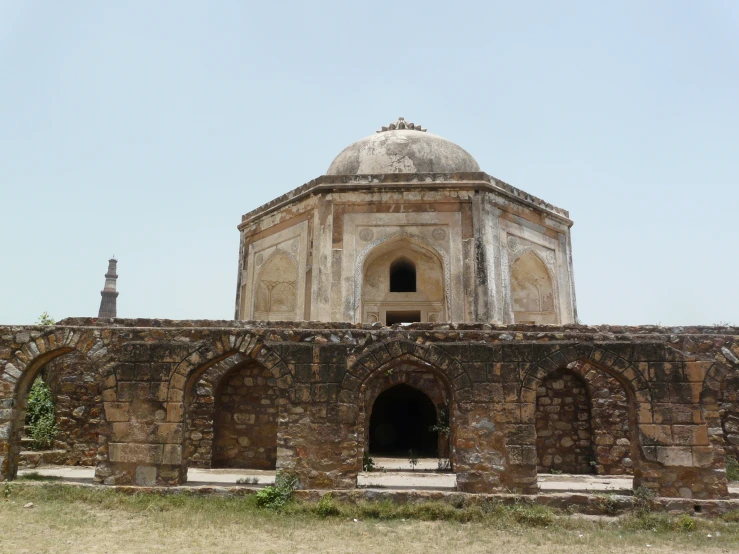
[0,319,737,501]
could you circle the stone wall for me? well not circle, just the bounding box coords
[212,362,278,469]
[0,320,737,500]
[535,370,594,474]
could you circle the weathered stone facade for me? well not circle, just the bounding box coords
[1,320,737,500]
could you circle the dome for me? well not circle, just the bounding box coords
[326,117,480,175]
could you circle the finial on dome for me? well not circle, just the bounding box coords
[377,117,427,133]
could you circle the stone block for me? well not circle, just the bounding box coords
[104,402,131,422]
[109,443,162,464]
[135,465,157,486]
[672,425,708,446]
[656,446,693,467]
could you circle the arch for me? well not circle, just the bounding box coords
[354,232,452,320]
[0,328,106,481]
[520,345,653,488]
[253,249,299,320]
[345,339,471,394]
[163,332,293,482]
[510,249,557,324]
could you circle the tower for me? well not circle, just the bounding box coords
[98,258,119,319]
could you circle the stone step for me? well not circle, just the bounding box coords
[19,450,68,468]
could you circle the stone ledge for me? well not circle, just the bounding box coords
[12,481,739,517]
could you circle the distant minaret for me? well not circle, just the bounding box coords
[97,258,119,319]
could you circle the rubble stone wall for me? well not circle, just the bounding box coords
[0,319,737,500]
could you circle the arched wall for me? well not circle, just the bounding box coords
[159,334,293,483]
[0,328,111,481]
[517,345,654,492]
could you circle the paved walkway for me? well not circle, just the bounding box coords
[17,465,739,497]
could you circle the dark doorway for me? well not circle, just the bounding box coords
[389,257,416,292]
[369,384,438,457]
[385,311,421,325]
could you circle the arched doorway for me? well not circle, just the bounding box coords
[361,238,445,325]
[369,384,439,457]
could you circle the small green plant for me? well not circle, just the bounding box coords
[429,406,450,438]
[408,449,418,471]
[255,471,299,509]
[437,459,451,471]
[507,501,555,527]
[589,460,598,473]
[674,513,696,532]
[594,493,620,516]
[36,312,55,326]
[632,485,655,515]
[362,452,375,472]
[316,493,341,517]
[726,456,739,482]
[236,476,258,485]
[26,377,57,450]
[549,468,562,475]
[3,482,11,498]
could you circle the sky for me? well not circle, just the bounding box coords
[1,0,737,326]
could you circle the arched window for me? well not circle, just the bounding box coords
[389,257,416,292]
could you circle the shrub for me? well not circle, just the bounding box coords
[507,502,555,527]
[674,514,696,532]
[316,493,341,517]
[235,476,258,485]
[632,485,655,515]
[594,493,621,516]
[255,471,299,509]
[26,377,57,450]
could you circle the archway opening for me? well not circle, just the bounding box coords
[389,257,416,292]
[9,350,100,478]
[211,361,278,470]
[369,384,438,457]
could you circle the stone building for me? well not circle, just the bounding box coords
[235,118,577,326]
[1,118,738,502]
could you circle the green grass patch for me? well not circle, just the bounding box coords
[16,472,62,482]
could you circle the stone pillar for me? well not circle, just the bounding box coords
[471,194,503,323]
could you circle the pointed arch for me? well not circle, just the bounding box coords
[509,248,558,324]
[354,232,451,320]
[0,327,106,481]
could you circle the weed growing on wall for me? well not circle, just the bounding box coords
[362,452,375,472]
[26,377,57,451]
[726,456,739,482]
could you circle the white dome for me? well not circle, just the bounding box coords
[326,118,480,175]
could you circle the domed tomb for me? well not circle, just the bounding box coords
[326,117,480,175]
[236,117,577,326]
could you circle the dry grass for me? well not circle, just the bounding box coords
[0,484,737,553]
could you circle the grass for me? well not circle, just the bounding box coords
[15,471,62,482]
[1,483,739,553]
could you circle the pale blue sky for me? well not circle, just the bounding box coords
[1,1,737,325]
